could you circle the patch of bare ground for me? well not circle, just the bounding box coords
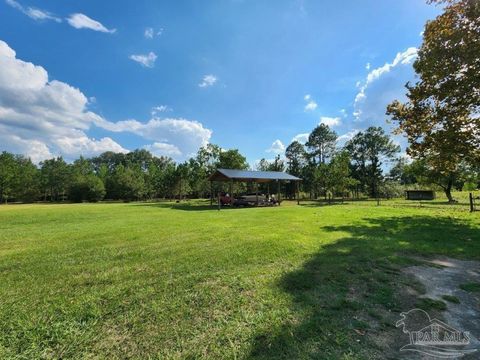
[352,256,479,359]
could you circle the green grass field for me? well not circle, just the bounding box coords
[0,197,479,359]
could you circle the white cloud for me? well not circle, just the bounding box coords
[151,105,171,116]
[303,94,317,111]
[292,133,309,144]
[144,27,163,39]
[365,62,371,71]
[144,142,181,157]
[340,109,347,118]
[266,139,286,154]
[129,52,157,68]
[67,13,116,33]
[0,39,212,162]
[305,101,317,111]
[198,74,217,88]
[337,129,360,145]
[5,0,61,22]
[353,47,418,123]
[0,40,126,161]
[144,27,154,39]
[101,118,212,159]
[54,135,127,158]
[366,47,417,84]
[320,116,341,127]
[0,134,53,163]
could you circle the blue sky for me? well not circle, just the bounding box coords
[0,0,440,164]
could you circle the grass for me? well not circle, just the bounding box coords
[441,295,460,304]
[459,283,480,292]
[416,298,447,311]
[0,197,479,359]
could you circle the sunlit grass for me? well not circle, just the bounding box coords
[0,197,478,359]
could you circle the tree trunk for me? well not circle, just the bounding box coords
[444,178,454,203]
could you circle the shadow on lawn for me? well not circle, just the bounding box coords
[132,201,279,211]
[247,215,480,359]
[131,201,223,211]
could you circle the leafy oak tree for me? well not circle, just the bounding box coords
[217,149,249,170]
[387,0,480,201]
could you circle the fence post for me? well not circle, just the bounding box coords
[470,192,474,213]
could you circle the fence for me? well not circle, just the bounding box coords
[470,192,479,212]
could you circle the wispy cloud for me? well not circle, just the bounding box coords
[144,27,154,39]
[5,0,61,22]
[129,52,157,68]
[67,13,116,33]
[144,27,163,39]
[151,105,171,116]
[198,74,217,88]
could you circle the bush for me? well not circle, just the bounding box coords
[378,181,404,199]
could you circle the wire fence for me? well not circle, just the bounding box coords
[296,191,480,213]
[470,192,479,212]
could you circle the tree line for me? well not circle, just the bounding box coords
[1,121,477,204]
[0,126,399,204]
[0,146,249,203]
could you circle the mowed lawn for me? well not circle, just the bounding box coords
[0,199,479,359]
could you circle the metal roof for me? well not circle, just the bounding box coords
[209,168,302,182]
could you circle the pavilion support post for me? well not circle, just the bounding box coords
[218,188,221,211]
[277,180,281,206]
[229,180,233,206]
[296,181,300,205]
[210,181,213,206]
[255,182,259,206]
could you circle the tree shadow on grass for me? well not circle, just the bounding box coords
[129,201,224,211]
[298,201,349,208]
[247,216,480,359]
[132,201,280,212]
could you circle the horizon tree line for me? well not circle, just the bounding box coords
[0,119,478,204]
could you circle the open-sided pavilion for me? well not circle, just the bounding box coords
[208,168,302,208]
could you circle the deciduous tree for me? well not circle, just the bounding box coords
[387,0,480,201]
